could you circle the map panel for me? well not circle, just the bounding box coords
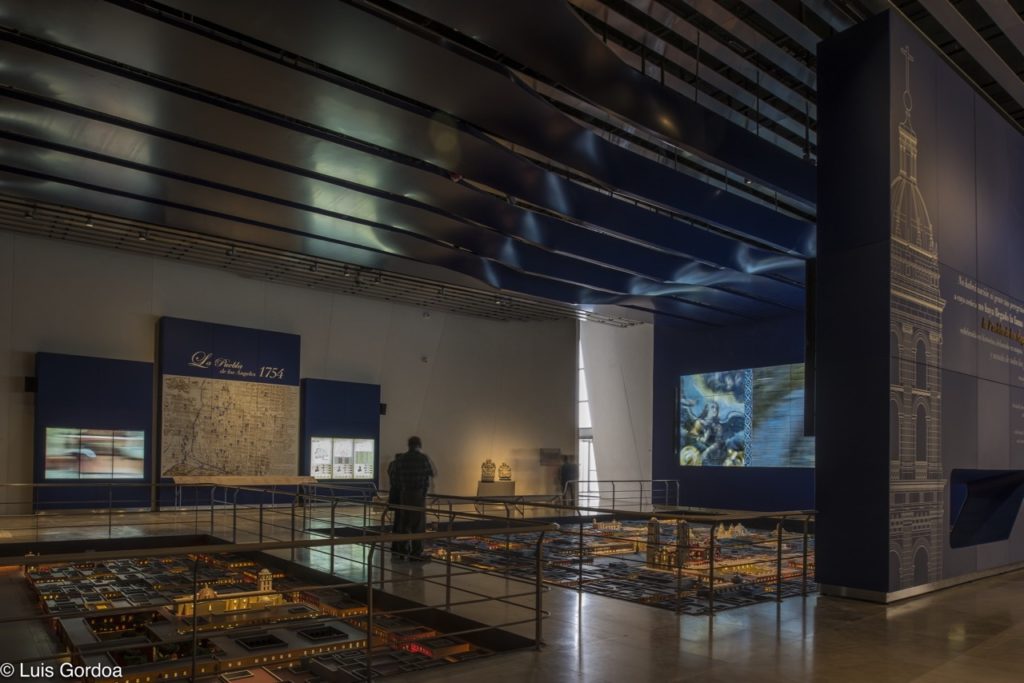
[161,375,299,476]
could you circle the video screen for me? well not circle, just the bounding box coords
[310,437,375,480]
[44,427,145,479]
[678,364,813,468]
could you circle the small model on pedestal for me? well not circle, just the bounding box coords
[498,462,512,481]
[480,459,496,483]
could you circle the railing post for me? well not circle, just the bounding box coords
[611,481,616,509]
[504,503,512,563]
[708,522,716,614]
[776,517,784,602]
[107,484,113,539]
[366,542,375,683]
[802,514,810,596]
[290,499,297,562]
[231,491,237,544]
[577,514,584,592]
[330,501,338,576]
[675,523,683,614]
[535,530,546,649]
[259,502,264,543]
[209,487,215,535]
[445,511,454,610]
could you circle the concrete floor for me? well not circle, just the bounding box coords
[1,507,1021,682]
[376,556,1024,683]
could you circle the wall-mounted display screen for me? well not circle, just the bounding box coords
[310,437,375,480]
[678,364,813,468]
[44,428,145,479]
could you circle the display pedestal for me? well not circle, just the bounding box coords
[475,480,516,514]
[476,480,515,497]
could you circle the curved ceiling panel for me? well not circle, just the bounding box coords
[0,83,802,312]
[149,0,815,255]
[0,140,764,324]
[388,0,816,202]
[0,69,799,298]
[0,0,818,325]
[0,14,810,274]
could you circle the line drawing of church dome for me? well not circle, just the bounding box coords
[891,47,935,255]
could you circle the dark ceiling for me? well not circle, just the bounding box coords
[0,0,1020,326]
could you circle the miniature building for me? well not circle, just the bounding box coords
[173,584,284,617]
[645,518,660,566]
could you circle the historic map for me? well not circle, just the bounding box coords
[160,375,299,476]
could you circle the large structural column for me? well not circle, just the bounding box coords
[817,11,1024,600]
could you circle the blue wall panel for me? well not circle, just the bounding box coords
[652,313,814,511]
[34,352,154,509]
[301,379,381,492]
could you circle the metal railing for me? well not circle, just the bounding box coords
[563,478,681,509]
[404,493,815,616]
[0,482,554,682]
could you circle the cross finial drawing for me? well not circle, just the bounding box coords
[901,46,914,121]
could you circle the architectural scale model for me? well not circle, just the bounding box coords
[428,518,814,615]
[24,552,500,682]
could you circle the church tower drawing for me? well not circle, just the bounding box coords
[889,46,946,590]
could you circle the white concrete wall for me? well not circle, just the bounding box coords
[0,232,576,503]
[580,321,653,486]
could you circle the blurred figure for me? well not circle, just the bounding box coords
[559,455,579,508]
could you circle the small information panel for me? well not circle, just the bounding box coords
[310,437,375,480]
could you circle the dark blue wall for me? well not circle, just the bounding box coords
[652,313,814,511]
[35,353,154,509]
[159,316,300,386]
[815,13,893,592]
[300,379,381,490]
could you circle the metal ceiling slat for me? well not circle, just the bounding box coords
[0,196,638,325]
[674,0,818,89]
[578,2,815,144]
[975,0,1024,63]
[380,0,816,203]
[917,0,1024,113]
[611,0,819,118]
[733,0,824,53]
[0,168,511,291]
[800,0,857,32]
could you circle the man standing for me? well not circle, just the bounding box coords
[390,436,435,560]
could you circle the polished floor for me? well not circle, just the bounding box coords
[1,507,1022,682]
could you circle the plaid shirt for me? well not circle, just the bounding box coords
[391,449,434,494]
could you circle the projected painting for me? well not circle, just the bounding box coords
[679,364,813,467]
